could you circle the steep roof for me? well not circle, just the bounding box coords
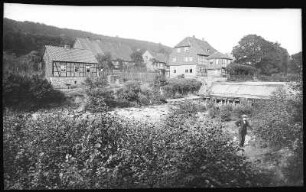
[174,36,217,56]
[148,51,168,63]
[44,45,98,63]
[75,38,133,61]
[209,82,287,99]
[207,51,233,60]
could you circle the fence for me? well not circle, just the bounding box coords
[115,71,158,83]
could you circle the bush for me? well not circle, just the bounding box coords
[219,105,233,121]
[252,87,303,185]
[226,63,257,76]
[3,73,65,110]
[162,78,202,99]
[232,102,254,119]
[208,106,220,119]
[117,81,141,103]
[3,106,274,189]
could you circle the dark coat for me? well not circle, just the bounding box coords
[235,119,251,135]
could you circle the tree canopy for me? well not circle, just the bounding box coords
[96,52,114,71]
[232,34,289,75]
[288,52,302,74]
[130,50,144,67]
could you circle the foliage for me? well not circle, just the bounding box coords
[116,80,166,107]
[219,105,233,122]
[226,62,257,76]
[130,50,145,68]
[96,53,114,71]
[3,18,172,57]
[232,34,289,75]
[232,102,254,119]
[2,73,65,110]
[3,104,273,189]
[288,51,302,74]
[162,78,202,99]
[252,87,303,185]
[3,51,44,77]
[83,77,116,111]
[208,106,220,119]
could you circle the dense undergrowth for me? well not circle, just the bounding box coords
[3,102,274,189]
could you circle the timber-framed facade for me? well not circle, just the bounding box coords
[43,45,98,88]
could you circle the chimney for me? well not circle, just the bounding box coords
[64,44,70,49]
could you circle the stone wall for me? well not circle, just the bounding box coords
[49,77,87,89]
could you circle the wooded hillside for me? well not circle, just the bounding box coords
[3,18,172,57]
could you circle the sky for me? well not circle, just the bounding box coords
[4,3,302,55]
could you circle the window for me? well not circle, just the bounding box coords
[185,69,189,73]
[86,65,91,73]
[207,49,210,52]
[60,64,66,72]
[210,60,213,65]
[172,57,176,62]
[190,69,193,73]
[189,57,193,61]
[75,64,79,72]
[173,69,176,73]
[185,57,188,62]
[184,47,190,52]
[216,59,219,64]
[177,48,181,53]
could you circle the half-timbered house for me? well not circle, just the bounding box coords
[43,45,98,88]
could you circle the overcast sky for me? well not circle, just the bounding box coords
[4,3,302,55]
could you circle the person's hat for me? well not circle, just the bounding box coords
[242,114,248,118]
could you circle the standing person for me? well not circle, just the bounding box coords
[235,114,252,147]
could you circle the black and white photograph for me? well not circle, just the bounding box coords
[3,3,303,189]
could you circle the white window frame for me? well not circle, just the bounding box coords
[86,65,91,73]
[60,64,66,72]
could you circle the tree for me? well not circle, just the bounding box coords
[232,34,289,75]
[130,50,144,68]
[288,52,302,74]
[96,52,114,71]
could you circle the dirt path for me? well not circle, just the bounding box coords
[223,120,292,186]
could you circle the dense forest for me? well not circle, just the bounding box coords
[3,18,172,57]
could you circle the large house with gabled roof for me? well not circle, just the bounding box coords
[43,45,98,88]
[168,36,232,78]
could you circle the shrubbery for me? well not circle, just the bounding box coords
[232,102,254,119]
[252,87,303,185]
[2,73,65,110]
[162,78,202,99]
[84,77,167,110]
[219,105,233,121]
[3,104,273,189]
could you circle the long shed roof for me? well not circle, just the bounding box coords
[209,81,287,99]
[44,45,98,63]
[75,38,133,61]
